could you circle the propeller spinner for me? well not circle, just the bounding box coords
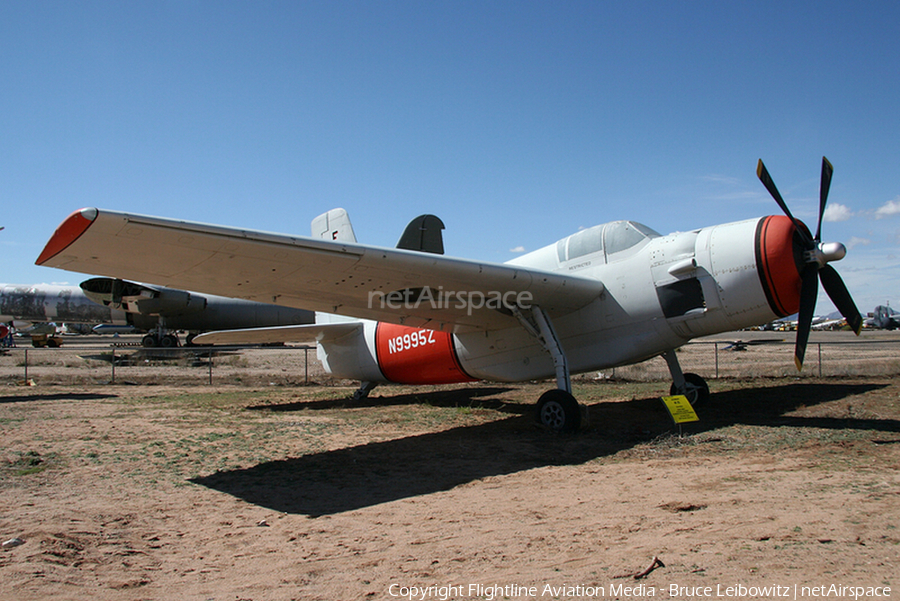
[757,157,862,370]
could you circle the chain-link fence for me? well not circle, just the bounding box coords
[2,335,898,387]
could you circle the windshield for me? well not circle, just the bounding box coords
[560,221,659,263]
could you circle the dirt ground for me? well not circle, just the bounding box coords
[0,337,898,600]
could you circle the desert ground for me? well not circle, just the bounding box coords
[1,332,898,600]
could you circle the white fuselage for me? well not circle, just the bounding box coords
[318,216,796,384]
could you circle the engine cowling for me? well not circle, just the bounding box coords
[132,287,207,316]
[81,278,207,316]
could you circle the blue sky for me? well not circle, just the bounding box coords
[3,1,898,316]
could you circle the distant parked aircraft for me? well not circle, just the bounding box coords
[867,305,899,330]
[1,281,313,347]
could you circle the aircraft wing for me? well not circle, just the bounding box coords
[193,322,361,346]
[36,208,603,333]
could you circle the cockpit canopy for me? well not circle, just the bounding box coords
[557,220,660,264]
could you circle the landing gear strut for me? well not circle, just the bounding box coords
[513,305,581,432]
[662,350,709,406]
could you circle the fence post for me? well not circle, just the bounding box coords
[208,350,213,385]
[111,346,116,383]
[714,342,719,379]
[818,343,822,378]
[304,347,309,384]
[24,349,28,382]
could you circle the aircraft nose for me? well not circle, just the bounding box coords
[756,215,803,317]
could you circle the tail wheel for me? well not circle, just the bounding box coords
[535,389,581,432]
[670,372,709,406]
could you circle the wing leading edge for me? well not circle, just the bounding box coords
[37,208,603,333]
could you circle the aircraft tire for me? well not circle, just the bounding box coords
[535,389,581,433]
[670,373,709,407]
[142,334,158,348]
[160,334,179,348]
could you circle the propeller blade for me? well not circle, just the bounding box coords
[757,159,794,221]
[757,159,812,246]
[819,264,863,334]
[794,266,819,371]
[816,157,834,241]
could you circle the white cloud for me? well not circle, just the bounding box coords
[823,202,853,222]
[875,198,900,219]
[509,245,526,253]
[847,236,871,249]
[700,174,742,186]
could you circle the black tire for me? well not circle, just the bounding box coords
[535,389,581,432]
[670,372,709,406]
[142,334,158,348]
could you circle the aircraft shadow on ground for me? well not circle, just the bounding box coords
[0,392,118,404]
[245,386,524,414]
[191,382,897,517]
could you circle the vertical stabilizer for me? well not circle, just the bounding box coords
[311,208,358,325]
[396,214,445,254]
[311,208,357,242]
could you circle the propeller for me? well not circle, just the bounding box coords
[756,157,862,370]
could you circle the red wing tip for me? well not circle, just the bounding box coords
[36,208,99,265]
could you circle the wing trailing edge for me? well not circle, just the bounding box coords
[193,322,362,346]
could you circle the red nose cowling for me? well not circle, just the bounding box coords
[755,215,805,318]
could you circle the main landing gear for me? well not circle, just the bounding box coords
[515,307,709,433]
[530,348,709,433]
[662,350,709,406]
[535,389,581,432]
[513,306,582,433]
[141,328,180,348]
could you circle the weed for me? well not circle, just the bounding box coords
[3,450,54,477]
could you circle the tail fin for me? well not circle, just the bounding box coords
[311,208,358,326]
[396,214,445,254]
[311,208,357,242]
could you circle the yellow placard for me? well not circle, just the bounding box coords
[661,395,699,424]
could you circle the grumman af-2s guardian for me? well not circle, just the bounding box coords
[36,159,862,431]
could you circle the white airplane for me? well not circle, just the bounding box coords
[35,158,861,431]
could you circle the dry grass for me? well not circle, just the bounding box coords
[1,371,898,599]
[3,330,900,387]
